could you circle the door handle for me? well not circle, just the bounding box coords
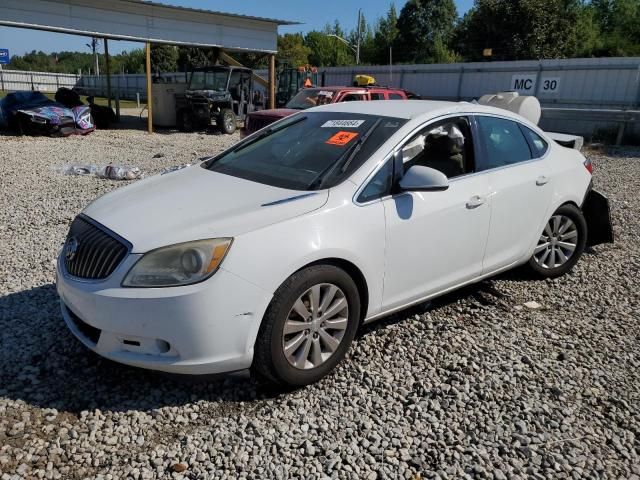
[536,176,550,186]
[466,195,486,209]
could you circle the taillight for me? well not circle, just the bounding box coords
[584,158,593,174]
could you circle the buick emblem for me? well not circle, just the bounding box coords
[65,237,79,261]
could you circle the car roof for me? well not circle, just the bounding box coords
[307,99,526,123]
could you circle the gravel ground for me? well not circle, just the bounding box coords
[0,127,638,480]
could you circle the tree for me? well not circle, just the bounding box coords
[305,22,353,67]
[588,0,640,56]
[150,45,179,73]
[455,0,583,61]
[176,47,219,70]
[373,4,400,65]
[277,33,312,67]
[394,0,458,63]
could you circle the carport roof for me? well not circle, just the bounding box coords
[0,0,300,53]
[125,0,299,25]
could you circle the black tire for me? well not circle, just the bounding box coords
[528,204,587,278]
[218,108,236,135]
[253,265,361,387]
[176,109,193,132]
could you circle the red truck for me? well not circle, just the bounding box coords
[241,85,417,138]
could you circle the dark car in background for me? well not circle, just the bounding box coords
[0,91,95,137]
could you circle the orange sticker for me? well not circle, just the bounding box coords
[326,131,359,146]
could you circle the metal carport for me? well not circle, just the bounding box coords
[0,0,297,132]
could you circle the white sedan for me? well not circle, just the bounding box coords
[56,101,613,386]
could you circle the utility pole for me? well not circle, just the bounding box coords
[356,9,361,66]
[86,37,100,76]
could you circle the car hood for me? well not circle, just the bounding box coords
[17,104,75,124]
[249,108,299,119]
[82,164,328,253]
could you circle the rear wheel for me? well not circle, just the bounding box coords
[218,108,236,134]
[253,265,360,386]
[528,204,587,278]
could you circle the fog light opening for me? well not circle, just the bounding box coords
[156,340,171,354]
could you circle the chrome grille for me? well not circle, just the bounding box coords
[64,216,129,280]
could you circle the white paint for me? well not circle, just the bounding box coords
[321,120,365,128]
[56,100,592,378]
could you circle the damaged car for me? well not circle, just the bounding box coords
[0,91,95,136]
[56,101,613,387]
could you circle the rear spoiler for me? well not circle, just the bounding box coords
[546,132,584,151]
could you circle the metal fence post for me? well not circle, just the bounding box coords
[534,60,543,98]
[456,66,464,101]
[0,66,4,92]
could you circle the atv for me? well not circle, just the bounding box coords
[175,66,258,134]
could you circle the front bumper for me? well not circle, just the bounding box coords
[56,254,273,375]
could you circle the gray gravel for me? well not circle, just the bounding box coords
[0,129,638,480]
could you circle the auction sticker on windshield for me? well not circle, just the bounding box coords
[326,131,359,146]
[322,120,365,128]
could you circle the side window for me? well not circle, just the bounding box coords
[402,117,475,179]
[389,93,404,100]
[521,126,549,158]
[476,116,532,170]
[370,92,385,101]
[341,93,366,102]
[358,160,393,203]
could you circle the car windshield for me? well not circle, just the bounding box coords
[189,69,229,91]
[203,112,406,191]
[286,89,335,110]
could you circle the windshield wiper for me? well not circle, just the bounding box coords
[230,115,307,154]
[307,118,383,190]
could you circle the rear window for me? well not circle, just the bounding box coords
[203,112,406,191]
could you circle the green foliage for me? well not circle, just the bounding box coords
[372,4,400,64]
[150,45,179,74]
[305,22,354,67]
[8,48,145,74]
[277,33,312,67]
[394,0,459,63]
[176,47,219,71]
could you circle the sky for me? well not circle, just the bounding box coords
[0,0,474,57]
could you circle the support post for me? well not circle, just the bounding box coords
[0,65,4,92]
[268,54,276,110]
[104,38,112,110]
[145,42,153,134]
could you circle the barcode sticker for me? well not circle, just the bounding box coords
[321,120,365,128]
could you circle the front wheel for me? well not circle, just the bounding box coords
[253,265,361,386]
[176,109,193,132]
[218,108,236,134]
[528,204,587,278]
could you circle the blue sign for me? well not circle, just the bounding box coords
[0,49,9,65]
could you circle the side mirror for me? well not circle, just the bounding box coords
[399,165,449,192]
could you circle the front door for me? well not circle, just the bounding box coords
[380,116,491,310]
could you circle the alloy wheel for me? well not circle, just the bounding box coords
[282,283,349,370]
[533,215,578,269]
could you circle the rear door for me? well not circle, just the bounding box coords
[475,115,553,273]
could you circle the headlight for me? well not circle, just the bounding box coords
[122,238,232,287]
